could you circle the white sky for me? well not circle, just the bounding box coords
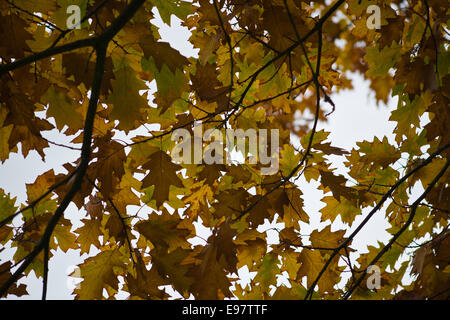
[0,10,414,299]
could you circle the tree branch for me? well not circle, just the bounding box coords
[0,170,78,229]
[0,0,148,298]
[232,25,324,223]
[41,243,49,300]
[0,43,107,298]
[343,159,450,299]
[304,142,450,299]
[0,37,97,76]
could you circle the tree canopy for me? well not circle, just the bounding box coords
[0,0,449,300]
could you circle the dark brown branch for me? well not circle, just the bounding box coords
[418,203,450,214]
[0,0,141,77]
[343,159,450,299]
[423,0,440,79]
[344,247,357,286]
[237,0,346,86]
[107,198,136,264]
[231,79,313,121]
[40,136,82,151]
[0,37,97,75]
[41,243,49,300]
[304,141,450,299]
[429,287,450,300]
[239,28,281,54]
[280,240,336,251]
[403,225,448,249]
[0,0,147,299]
[97,0,146,43]
[86,177,136,264]
[0,43,107,299]
[6,0,63,32]
[283,0,335,112]
[212,0,234,111]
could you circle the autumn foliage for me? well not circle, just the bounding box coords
[0,0,449,300]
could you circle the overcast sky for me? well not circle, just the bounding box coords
[0,9,412,300]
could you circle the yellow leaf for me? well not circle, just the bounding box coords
[320,195,361,224]
[136,209,191,251]
[75,219,103,254]
[310,225,346,249]
[74,248,126,300]
[297,249,337,294]
[41,86,84,132]
[107,60,148,132]
[53,224,77,252]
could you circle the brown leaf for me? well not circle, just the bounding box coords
[141,150,184,207]
[319,170,357,201]
[139,35,189,74]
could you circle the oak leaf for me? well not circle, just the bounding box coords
[141,150,184,207]
[74,248,127,300]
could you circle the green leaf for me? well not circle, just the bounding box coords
[364,44,401,77]
[151,0,193,25]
